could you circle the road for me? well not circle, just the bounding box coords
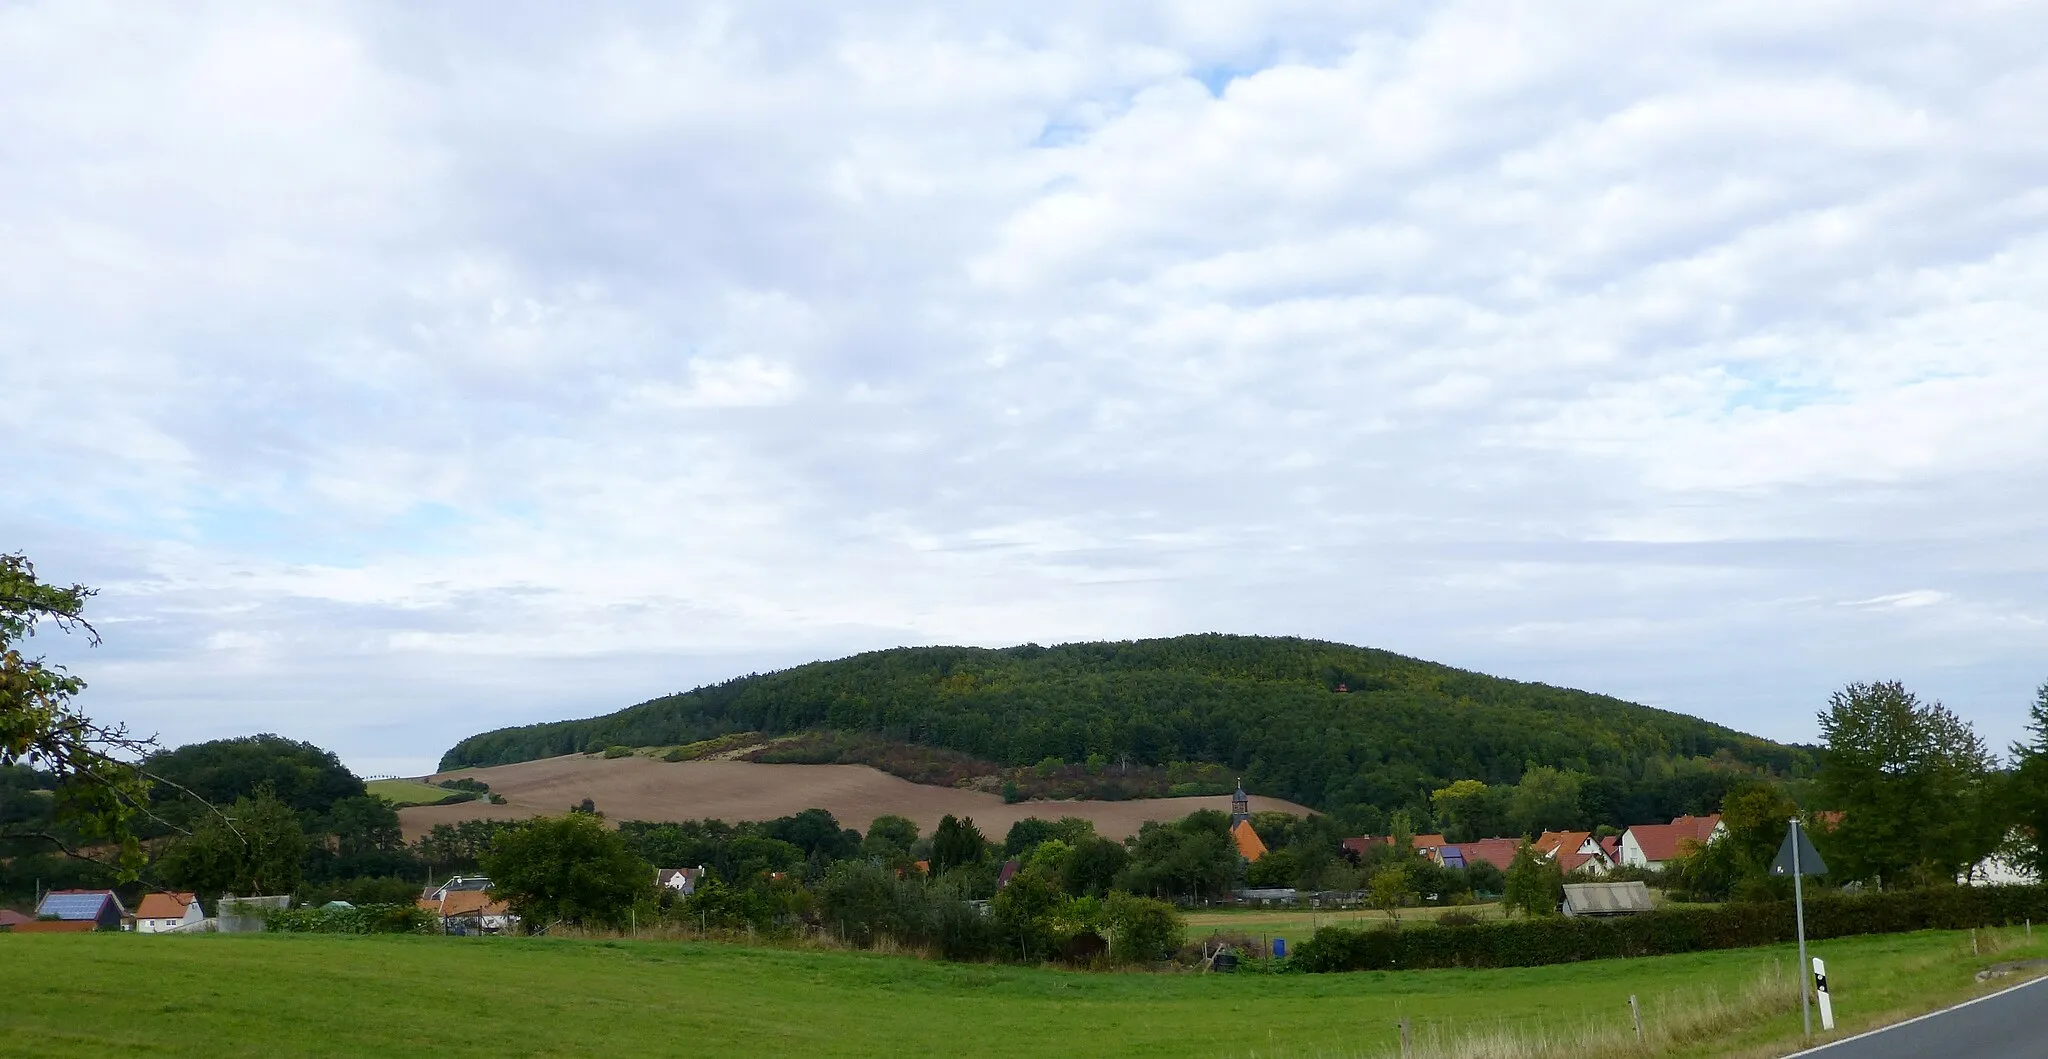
[1787,973,2048,1059]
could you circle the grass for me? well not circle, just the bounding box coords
[1185,902,1510,938]
[365,778,461,806]
[3,926,2042,1057]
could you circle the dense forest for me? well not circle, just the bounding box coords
[442,635,1808,824]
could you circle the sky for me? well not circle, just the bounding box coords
[5,1,2045,779]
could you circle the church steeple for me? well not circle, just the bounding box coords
[1230,779,1249,825]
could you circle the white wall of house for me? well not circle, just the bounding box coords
[1618,830,1661,870]
[135,903,204,934]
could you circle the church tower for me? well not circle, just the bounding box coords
[1231,779,1249,825]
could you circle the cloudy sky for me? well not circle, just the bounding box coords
[6,2,2045,778]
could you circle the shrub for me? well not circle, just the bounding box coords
[602,746,634,759]
[662,748,687,762]
[265,903,435,935]
[1294,884,2048,973]
[1437,910,1482,928]
[1105,892,1184,964]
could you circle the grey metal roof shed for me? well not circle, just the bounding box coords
[1561,881,1655,917]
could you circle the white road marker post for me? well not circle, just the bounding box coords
[1813,957,1835,1032]
[1629,994,1644,1044]
[1398,1018,1412,1058]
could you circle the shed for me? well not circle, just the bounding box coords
[0,908,33,931]
[217,895,291,933]
[34,889,127,931]
[1561,881,1654,917]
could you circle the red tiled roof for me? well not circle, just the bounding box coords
[1454,838,1522,872]
[1232,819,1269,863]
[1626,815,1722,863]
[1343,834,1449,856]
[134,892,198,920]
[418,891,509,917]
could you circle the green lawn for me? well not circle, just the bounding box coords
[2,927,2040,1058]
[365,778,459,806]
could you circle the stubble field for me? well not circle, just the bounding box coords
[399,754,1312,841]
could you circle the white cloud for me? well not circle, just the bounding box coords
[5,0,2047,775]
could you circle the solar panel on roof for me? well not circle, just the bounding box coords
[37,892,108,920]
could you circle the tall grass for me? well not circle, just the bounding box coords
[1237,962,1800,1059]
[1382,963,1797,1059]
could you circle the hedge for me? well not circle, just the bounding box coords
[1293,885,2048,973]
[264,903,437,935]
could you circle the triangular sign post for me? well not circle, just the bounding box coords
[1770,818,1828,1037]
[1771,824,1827,878]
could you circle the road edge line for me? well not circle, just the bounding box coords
[1778,969,2048,1057]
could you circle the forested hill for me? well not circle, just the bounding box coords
[440,635,1805,818]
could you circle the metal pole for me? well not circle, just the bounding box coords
[1793,817,1811,1038]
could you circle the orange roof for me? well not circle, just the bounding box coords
[1535,831,1605,873]
[418,891,510,917]
[134,892,197,920]
[1231,819,1269,863]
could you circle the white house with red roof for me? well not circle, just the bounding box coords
[133,892,204,933]
[1618,815,1726,871]
[1535,831,1615,875]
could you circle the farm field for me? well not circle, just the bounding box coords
[365,778,461,806]
[3,927,2041,1058]
[400,754,1311,841]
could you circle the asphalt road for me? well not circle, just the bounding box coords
[1787,973,2048,1059]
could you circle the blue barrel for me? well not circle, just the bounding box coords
[1273,937,1287,958]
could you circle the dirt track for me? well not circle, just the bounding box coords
[399,755,1311,841]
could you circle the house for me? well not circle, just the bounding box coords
[0,909,32,931]
[1442,838,1521,873]
[996,858,1022,889]
[1598,835,1621,865]
[417,889,516,934]
[1562,881,1654,917]
[1618,815,1726,871]
[657,867,704,897]
[1962,828,2038,886]
[1535,831,1614,875]
[33,889,126,931]
[133,892,205,934]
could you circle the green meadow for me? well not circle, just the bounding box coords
[364,778,460,806]
[3,927,2040,1058]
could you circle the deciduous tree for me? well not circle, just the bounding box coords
[481,813,653,929]
[1816,681,2000,888]
[0,554,153,874]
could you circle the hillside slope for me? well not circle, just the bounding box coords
[441,634,1805,818]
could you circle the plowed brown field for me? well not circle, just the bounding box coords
[399,755,1312,841]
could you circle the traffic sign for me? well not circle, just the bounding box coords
[1771,823,1828,877]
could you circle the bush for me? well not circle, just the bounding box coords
[662,748,687,762]
[603,746,635,759]
[1294,884,2048,973]
[265,903,435,935]
[1436,910,1482,928]
[1105,892,1184,964]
